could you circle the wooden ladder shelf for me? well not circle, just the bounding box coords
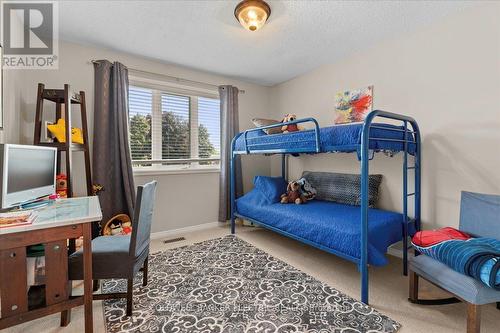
[33,83,93,198]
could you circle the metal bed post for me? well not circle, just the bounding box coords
[413,121,422,238]
[360,117,371,305]
[402,121,409,276]
[281,154,287,180]
[230,136,238,234]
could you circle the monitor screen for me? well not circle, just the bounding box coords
[7,147,56,194]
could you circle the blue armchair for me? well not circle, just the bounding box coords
[409,191,500,333]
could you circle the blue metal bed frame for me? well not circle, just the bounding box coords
[229,110,421,304]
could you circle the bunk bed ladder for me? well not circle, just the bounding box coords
[360,110,421,305]
[402,120,421,276]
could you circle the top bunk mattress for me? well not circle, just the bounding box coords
[234,123,416,154]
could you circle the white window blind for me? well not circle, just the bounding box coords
[198,97,221,160]
[128,86,152,161]
[161,93,191,160]
[128,84,220,171]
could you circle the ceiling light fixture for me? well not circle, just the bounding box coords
[234,0,271,32]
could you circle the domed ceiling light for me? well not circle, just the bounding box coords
[234,0,271,32]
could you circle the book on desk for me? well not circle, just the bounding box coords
[0,210,38,228]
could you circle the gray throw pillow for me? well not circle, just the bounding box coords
[301,171,383,207]
[252,118,282,135]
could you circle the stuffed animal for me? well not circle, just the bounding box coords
[121,220,132,235]
[297,177,317,201]
[102,214,132,236]
[47,119,84,144]
[281,114,301,133]
[56,174,68,198]
[110,223,123,235]
[281,180,307,204]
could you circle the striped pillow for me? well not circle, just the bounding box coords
[301,171,382,207]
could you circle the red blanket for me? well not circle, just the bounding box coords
[412,227,471,247]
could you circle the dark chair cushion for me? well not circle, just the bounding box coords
[68,235,147,280]
[302,171,382,207]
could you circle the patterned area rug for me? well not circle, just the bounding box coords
[102,236,400,332]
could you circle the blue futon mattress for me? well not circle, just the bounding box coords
[236,191,404,266]
[234,123,416,154]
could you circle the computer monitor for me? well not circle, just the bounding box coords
[0,144,57,209]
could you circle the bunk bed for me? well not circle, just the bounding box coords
[229,110,421,304]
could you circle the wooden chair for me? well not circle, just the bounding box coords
[409,191,500,333]
[67,181,157,317]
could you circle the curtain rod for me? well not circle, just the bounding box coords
[89,60,245,94]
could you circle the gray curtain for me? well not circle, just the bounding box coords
[93,60,135,226]
[218,85,243,222]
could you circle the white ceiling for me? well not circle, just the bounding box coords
[59,1,476,86]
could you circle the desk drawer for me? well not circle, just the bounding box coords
[0,224,83,250]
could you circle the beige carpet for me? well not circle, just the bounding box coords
[4,224,499,333]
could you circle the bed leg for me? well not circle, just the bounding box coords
[466,303,481,333]
[409,270,419,302]
[361,265,369,304]
[403,227,408,276]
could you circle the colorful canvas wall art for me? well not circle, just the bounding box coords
[334,86,373,124]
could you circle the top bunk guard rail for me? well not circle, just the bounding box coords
[361,110,420,141]
[232,112,419,156]
[233,117,321,154]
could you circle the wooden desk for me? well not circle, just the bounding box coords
[0,197,102,333]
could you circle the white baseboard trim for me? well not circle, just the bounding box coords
[151,222,410,260]
[150,222,222,240]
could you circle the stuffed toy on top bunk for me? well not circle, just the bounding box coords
[281,114,302,133]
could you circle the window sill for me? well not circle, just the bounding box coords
[133,167,221,176]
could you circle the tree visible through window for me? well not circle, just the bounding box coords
[161,94,191,160]
[198,97,220,159]
[129,87,152,161]
[128,85,220,169]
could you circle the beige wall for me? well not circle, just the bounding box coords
[0,12,23,144]
[10,41,270,233]
[3,3,499,233]
[269,3,500,229]
[1,69,22,144]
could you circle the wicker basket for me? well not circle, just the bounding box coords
[102,214,132,236]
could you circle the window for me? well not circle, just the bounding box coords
[128,84,220,171]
